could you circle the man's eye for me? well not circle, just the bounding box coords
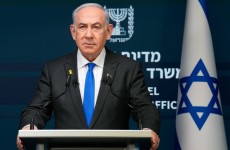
[93,26,101,31]
[78,26,86,31]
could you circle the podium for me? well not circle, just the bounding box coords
[18,130,152,150]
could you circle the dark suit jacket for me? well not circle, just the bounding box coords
[19,47,160,134]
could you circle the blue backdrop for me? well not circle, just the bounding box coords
[0,0,229,149]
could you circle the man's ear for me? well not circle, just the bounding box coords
[106,24,114,40]
[70,24,76,40]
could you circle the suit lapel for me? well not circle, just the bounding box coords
[64,49,119,128]
[64,51,88,128]
[90,50,119,128]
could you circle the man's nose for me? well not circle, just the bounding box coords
[85,28,93,38]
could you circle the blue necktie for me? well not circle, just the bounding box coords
[83,63,96,127]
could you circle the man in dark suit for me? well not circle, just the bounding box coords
[16,3,160,150]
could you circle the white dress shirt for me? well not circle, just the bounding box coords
[77,48,105,107]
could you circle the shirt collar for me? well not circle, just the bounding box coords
[77,48,106,69]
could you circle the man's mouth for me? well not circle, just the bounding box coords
[84,42,95,45]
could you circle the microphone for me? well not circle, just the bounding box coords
[30,70,72,130]
[102,74,142,129]
[128,103,143,130]
[102,73,113,86]
[65,75,71,87]
[106,74,113,86]
[72,79,79,88]
[30,102,50,130]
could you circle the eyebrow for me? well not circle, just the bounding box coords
[77,22,102,26]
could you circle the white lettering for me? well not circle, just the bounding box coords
[121,51,161,62]
[146,68,180,79]
[148,87,159,96]
[153,101,177,110]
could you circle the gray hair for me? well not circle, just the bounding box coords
[72,3,110,25]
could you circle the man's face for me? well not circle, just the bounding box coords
[70,7,113,61]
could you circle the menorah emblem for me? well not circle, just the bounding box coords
[105,6,134,43]
[108,8,127,36]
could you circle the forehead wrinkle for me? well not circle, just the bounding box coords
[78,22,102,26]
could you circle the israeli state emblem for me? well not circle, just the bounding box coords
[104,6,134,43]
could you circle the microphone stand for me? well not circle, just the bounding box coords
[30,75,72,130]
